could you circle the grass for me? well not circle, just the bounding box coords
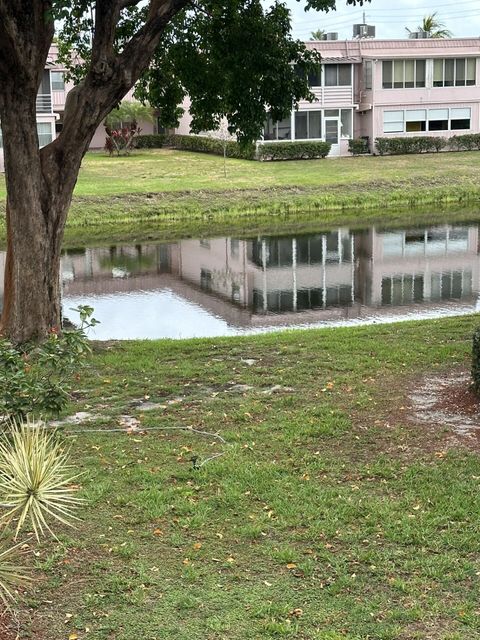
[20,314,480,639]
[2,150,480,245]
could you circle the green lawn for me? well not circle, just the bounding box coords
[2,149,480,246]
[22,315,480,639]
[41,149,480,197]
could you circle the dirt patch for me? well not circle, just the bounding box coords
[409,370,480,448]
[0,612,20,640]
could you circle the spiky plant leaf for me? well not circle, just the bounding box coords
[0,541,31,605]
[0,418,83,540]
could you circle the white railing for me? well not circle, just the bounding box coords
[306,86,354,107]
[52,90,66,107]
[36,93,53,113]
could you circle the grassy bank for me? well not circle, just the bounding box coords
[22,315,480,639]
[2,150,480,245]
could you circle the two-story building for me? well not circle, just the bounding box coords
[175,35,480,156]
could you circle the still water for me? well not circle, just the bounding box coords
[4,221,479,340]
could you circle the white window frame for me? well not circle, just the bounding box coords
[383,107,472,134]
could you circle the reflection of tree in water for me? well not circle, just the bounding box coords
[99,245,156,274]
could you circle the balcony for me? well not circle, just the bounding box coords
[36,93,53,114]
[298,85,354,109]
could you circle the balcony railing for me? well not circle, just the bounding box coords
[36,93,53,114]
[52,90,66,108]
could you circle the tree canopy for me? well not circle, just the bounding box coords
[56,0,370,142]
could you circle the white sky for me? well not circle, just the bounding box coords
[287,0,480,40]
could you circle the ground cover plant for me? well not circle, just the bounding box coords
[16,315,480,639]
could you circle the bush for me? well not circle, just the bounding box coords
[348,138,369,155]
[472,328,480,395]
[375,136,450,155]
[257,140,331,161]
[167,134,256,160]
[136,134,167,149]
[0,305,98,423]
[449,134,480,151]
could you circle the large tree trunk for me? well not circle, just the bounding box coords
[0,91,80,343]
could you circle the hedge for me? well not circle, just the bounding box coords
[348,138,369,155]
[257,140,331,161]
[136,134,167,149]
[375,133,480,156]
[168,134,256,160]
[472,328,480,395]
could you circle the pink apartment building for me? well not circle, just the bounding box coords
[1,36,479,169]
[280,37,480,156]
[176,36,480,157]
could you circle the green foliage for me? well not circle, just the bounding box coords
[406,12,452,38]
[257,141,331,160]
[135,134,167,149]
[375,135,480,155]
[105,101,154,129]
[0,418,83,540]
[55,0,370,144]
[449,134,480,151]
[167,134,256,160]
[0,542,31,605]
[0,305,98,422]
[348,138,369,155]
[472,328,480,395]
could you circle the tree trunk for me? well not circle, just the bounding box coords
[0,92,79,343]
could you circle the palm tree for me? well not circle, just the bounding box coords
[310,29,326,41]
[406,12,452,39]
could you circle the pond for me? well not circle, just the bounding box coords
[1,219,479,339]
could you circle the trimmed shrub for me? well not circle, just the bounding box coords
[257,141,331,161]
[449,134,480,151]
[375,136,450,155]
[167,134,256,160]
[472,328,480,395]
[136,134,167,149]
[348,138,369,155]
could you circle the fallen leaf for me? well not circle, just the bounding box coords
[286,563,297,569]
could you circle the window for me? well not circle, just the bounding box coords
[451,107,471,130]
[37,122,53,148]
[428,108,449,131]
[263,115,292,141]
[405,109,426,133]
[324,64,352,87]
[383,110,404,133]
[382,275,424,306]
[383,107,472,134]
[308,65,322,87]
[340,109,353,138]
[433,58,475,87]
[51,71,65,91]
[200,269,212,292]
[364,61,372,90]
[294,111,321,139]
[382,59,426,89]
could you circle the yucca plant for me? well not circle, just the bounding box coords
[0,418,83,540]
[0,542,31,605]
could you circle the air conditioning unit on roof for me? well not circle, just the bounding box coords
[353,24,376,39]
[322,32,339,41]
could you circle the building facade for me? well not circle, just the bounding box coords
[266,37,480,156]
[175,36,480,157]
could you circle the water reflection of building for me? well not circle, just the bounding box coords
[1,224,478,330]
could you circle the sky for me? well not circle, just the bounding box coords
[287,0,480,41]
